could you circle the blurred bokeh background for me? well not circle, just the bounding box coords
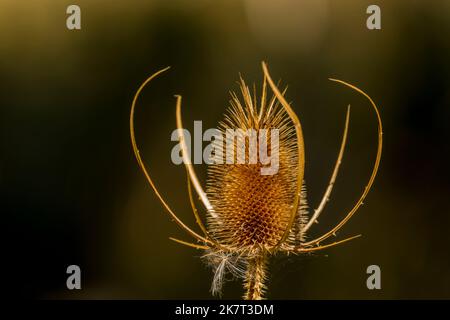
[1,0,450,299]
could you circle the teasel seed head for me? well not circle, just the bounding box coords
[206,76,305,253]
[130,62,383,299]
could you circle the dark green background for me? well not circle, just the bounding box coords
[1,0,449,299]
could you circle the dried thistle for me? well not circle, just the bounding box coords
[130,62,383,299]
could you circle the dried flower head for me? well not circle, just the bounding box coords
[130,62,383,299]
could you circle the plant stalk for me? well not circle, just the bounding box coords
[243,254,267,300]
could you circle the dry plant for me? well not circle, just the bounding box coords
[130,62,383,300]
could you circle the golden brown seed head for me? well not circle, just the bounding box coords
[206,77,302,251]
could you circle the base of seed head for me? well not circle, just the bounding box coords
[130,62,383,299]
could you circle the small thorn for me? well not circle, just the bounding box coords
[332,232,337,237]
[314,220,319,224]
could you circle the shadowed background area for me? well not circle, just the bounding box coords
[1,0,449,299]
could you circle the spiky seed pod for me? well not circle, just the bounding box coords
[204,77,307,299]
[206,77,304,251]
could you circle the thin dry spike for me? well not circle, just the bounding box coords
[238,77,256,126]
[186,171,209,237]
[258,74,267,122]
[175,95,217,218]
[296,234,361,253]
[263,81,286,124]
[130,67,212,245]
[186,171,226,249]
[303,105,351,233]
[303,78,383,247]
[262,61,305,250]
[253,83,258,126]
[169,237,211,250]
